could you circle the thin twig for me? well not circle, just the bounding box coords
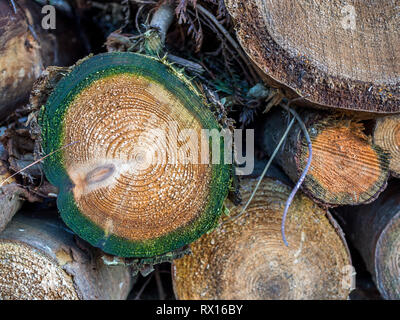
[221,115,296,227]
[154,266,166,300]
[280,103,312,247]
[130,0,157,4]
[0,141,79,188]
[167,54,205,74]
[195,4,259,84]
[221,95,312,249]
[9,0,17,13]
[134,273,154,300]
[135,5,145,32]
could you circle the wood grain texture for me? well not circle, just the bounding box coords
[374,114,400,177]
[172,178,353,300]
[225,0,400,113]
[0,213,133,300]
[0,145,23,232]
[336,180,400,299]
[0,0,85,119]
[261,108,389,207]
[39,53,231,257]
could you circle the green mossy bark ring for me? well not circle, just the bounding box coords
[39,52,231,257]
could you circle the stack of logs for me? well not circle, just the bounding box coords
[0,0,399,300]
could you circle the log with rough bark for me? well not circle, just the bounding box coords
[37,52,231,259]
[225,0,400,113]
[0,213,133,300]
[336,179,400,300]
[0,0,85,119]
[373,114,400,178]
[0,144,24,232]
[260,108,389,207]
[172,178,353,300]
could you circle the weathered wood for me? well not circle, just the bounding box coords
[336,180,400,300]
[0,213,134,300]
[225,0,400,113]
[373,114,400,177]
[0,144,24,232]
[172,178,353,300]
[260,108,389,207]
[0,0,85,119]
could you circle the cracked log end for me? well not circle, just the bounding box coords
[225,0,400,113]
[172,178,353,300]
[38,52,231,258]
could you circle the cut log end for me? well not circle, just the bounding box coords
[64,73,213,243]
[225,0,400,113]
[0,214,133,300]
[39,52,231,258]
[0,0,85,119]
[299,119,390,206]
[172,178,353,300]
[0,240,79,300]
[261,110,389,207]
[373,115,400,177]
[376,212,400,299]
[336,180,400,299]
[0,155,24,232]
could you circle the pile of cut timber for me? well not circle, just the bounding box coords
[0,0,399,301]
[221,0,400,300]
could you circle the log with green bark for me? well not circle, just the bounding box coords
[36,52,231,259]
